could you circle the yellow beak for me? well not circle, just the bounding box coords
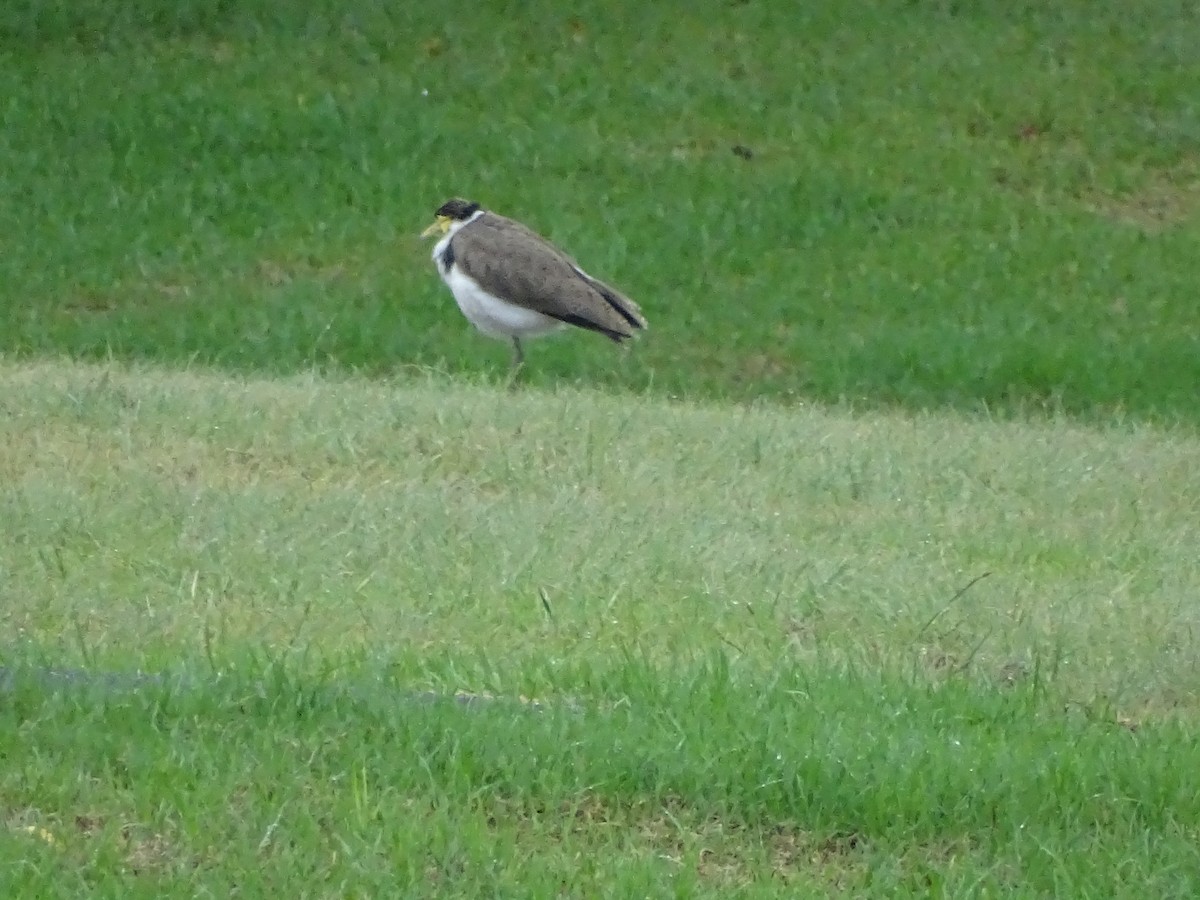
[420,216,452,239]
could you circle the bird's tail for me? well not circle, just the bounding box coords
[570,265,648,337]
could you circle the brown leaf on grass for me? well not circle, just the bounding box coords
[815,830,864,860]
[74,814,105,833]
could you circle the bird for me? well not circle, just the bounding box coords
[420,198,647,374]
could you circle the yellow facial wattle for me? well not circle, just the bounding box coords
[420,215,452,238]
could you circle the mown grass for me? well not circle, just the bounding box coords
[2,359,1199,895]
[4,660,1199,897]
[2,1,1199,421]
[4,1,1199,893]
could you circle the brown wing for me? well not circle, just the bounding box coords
[453,213,647,342]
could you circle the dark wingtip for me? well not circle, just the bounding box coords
[552,313,633,343]
[595,284,647,332]
[568,265,647,332]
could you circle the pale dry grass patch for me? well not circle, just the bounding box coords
[1086,164,1200,232]
[2,358,1197,714]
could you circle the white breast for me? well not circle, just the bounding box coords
[441,265,563,340]
[431,221,563,341]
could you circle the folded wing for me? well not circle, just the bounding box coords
[454,213,647,342]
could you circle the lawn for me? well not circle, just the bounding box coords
[2,359,1198,895]
[1,0,1198,419]
[3,1,1199,895]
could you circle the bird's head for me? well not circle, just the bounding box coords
[420,198,482,238]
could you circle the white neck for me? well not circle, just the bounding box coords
[448,208,485,235]
[432,209,484,269]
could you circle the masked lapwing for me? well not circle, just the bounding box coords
[420,198,647,373]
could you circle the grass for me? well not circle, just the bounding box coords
[3,2,1199,893]
[2,358,1199,895]
[2,0,1200,421]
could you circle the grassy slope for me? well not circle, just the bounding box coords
[3,1,1198,893]
[2,359,1199,895]
[2,1,1199,421]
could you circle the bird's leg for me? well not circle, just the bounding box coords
[505,337,525,389]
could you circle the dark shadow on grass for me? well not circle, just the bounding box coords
[0,664,564,712]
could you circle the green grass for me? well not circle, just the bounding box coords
[2,1,1199,421]
[3,3,1199,893]
[5,660,1199,897]
[3,359,1199,895]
